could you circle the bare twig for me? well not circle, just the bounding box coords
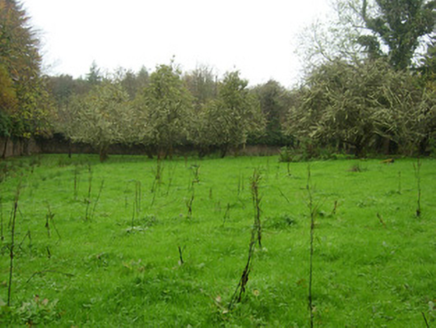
[0,196,3,241]
[26,270,75,283]
[85,163,93,220]
[306,165,317,328]
[8,180,21,306]
[91,180,105,221]
[178,246,184,265]
[376,213,386,228]
[228,169,263,310]
[229,236,256,309]
[422,312,430,328]
[278,187,291,204]
[413,157,422,217]
[251,170,262,248]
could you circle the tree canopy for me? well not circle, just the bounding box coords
[139,63,194,159]
[63,82,133,161]
[0,0,53,140]
[361,0,436,70]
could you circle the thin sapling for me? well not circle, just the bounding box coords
[413,157,422,217]
[8,181,21,306]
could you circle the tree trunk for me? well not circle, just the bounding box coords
[2,136,9,159]
[99,145,109,162]
[220,144,228,158]
[68,140,72,159]
[145,146,154,159]
[354,141,366,158]
[167,145,173,160]
[419,135,429,156]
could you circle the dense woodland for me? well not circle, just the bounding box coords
[1,0,436,161]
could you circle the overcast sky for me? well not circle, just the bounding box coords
[23,0,331,87]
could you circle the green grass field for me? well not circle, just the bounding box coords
[0,154,435,327]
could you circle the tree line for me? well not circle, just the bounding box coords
[1,0,436,161]
[49,63,291,161]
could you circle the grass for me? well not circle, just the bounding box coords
[0,154,435,327]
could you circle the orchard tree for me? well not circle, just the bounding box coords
[250,80,293,145]
[199,71,265,157]
[139,63,193,158]
[64,82,132,162]
[285,58,431,156]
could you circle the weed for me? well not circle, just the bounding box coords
[376,212,386,228]
[413,157,422,217]
[349,163,366,172]
[331,200,339,215]
[73,163,80,200]
[229,169,263,309]
[278,187,291,204]
[84,163,93,220]
[0,196,3,241]
[130,180,141,228]
[23,296,60,325]
[44,203,61,240]
[265,214,296,230]
[278,146,292,162]
[91,180,105,221]
[306,165,318,328]
[178,246,184,265]
[17,230,31,252]
[223,203,231,226]
[190,164,200,184]
[186,190,195,218]
[151,159,164,193]
[251,169,262,248]
[397,171,402,195]
[8,180,21,306]
[228,234,256,309]
[237,173,245,195]
[165,163,176,196]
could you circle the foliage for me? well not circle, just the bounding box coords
[63,82,133,161]
[361,0,436,70]
[86,61,103,86]
[250,80,293,146]
[285,58,433,156]
[297,0,371,71]
[0,0,53,138]
[0,64,17,114]
[0,109,11,137]
[183,65,218,110]
[139,63,194,158]
[197,71,265,156]
[300,0,436,71]
[0,296,60,326]
[114,66,149,100]
[47,74,90,108]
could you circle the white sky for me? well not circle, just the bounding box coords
[23,0,331,87]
